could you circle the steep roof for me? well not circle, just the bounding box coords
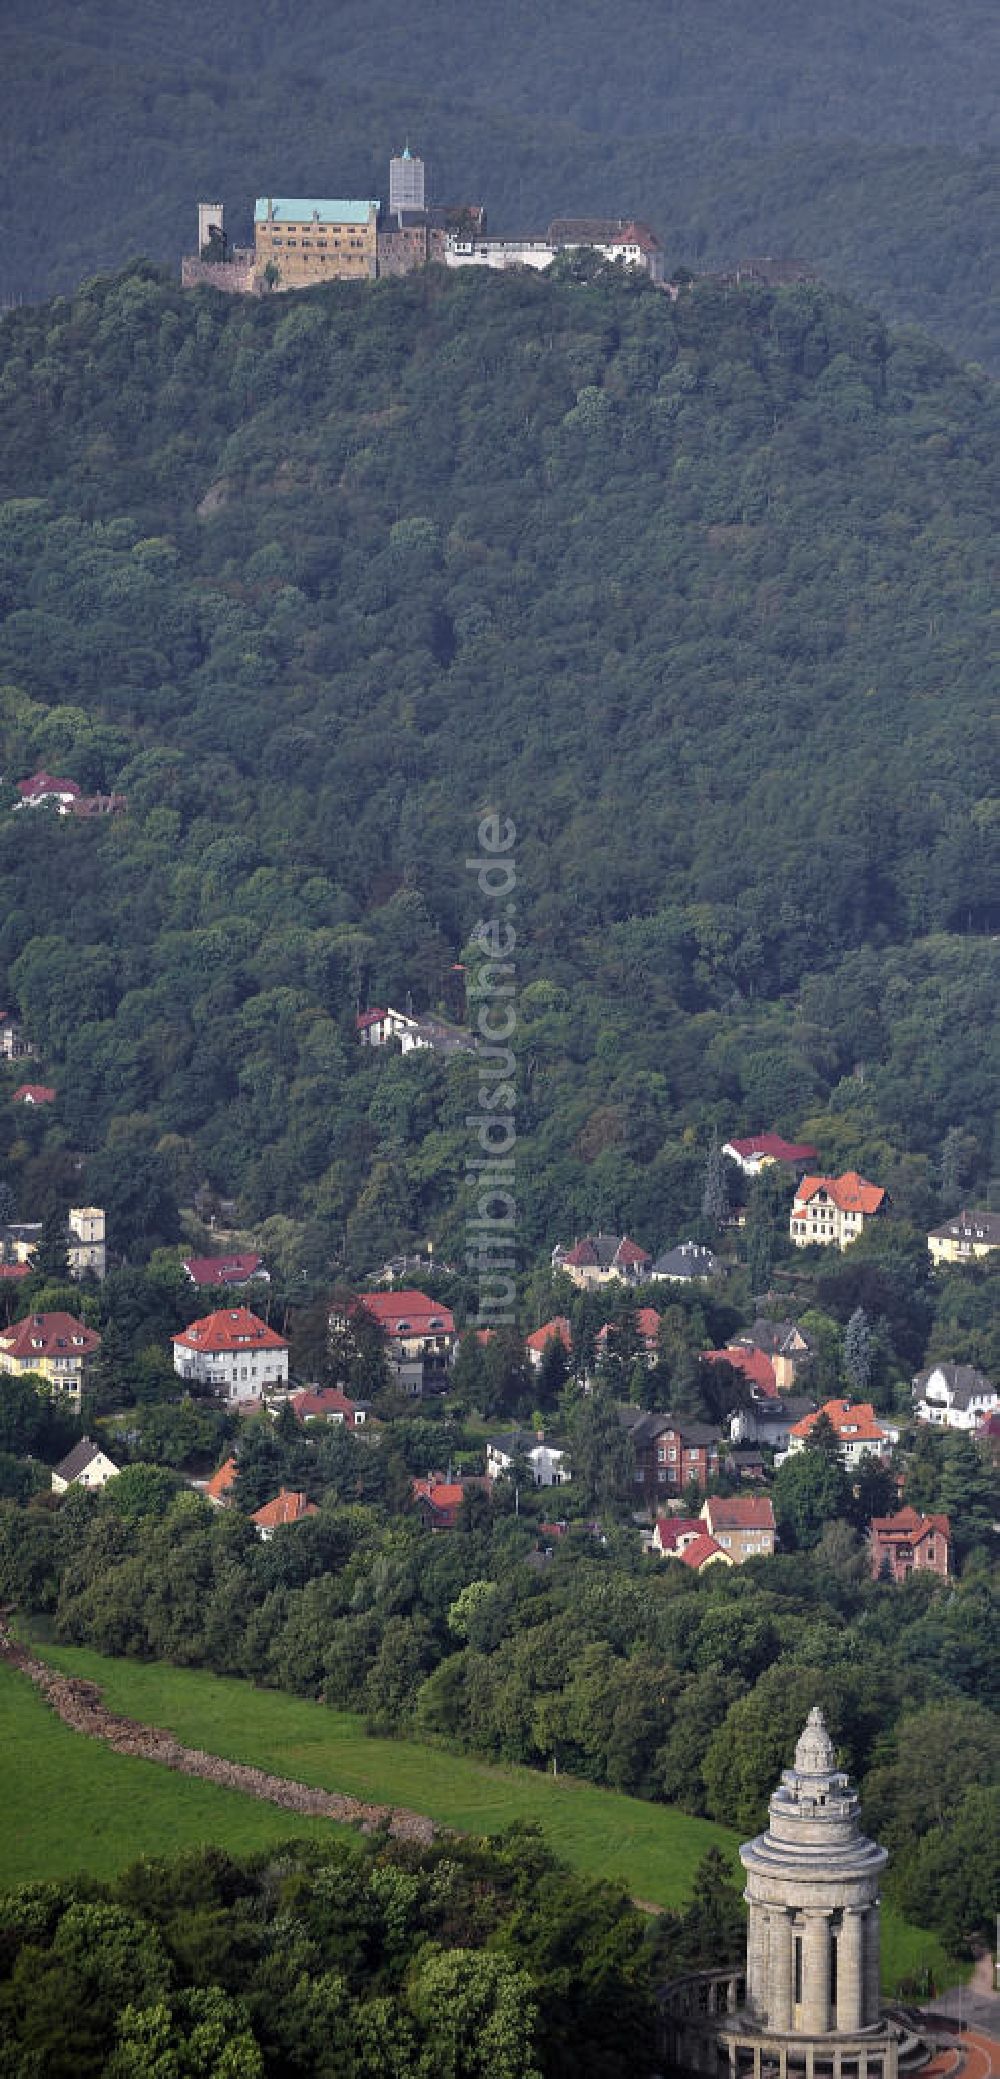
[525,1316,572,1356]
[654,1515,704,1553]
[794,1172,885,1214]
[51,1436,116,1484]
[870,1506,950,1543]
[12,1084,56,1104]
[703,1347,777,1396]
[702,1494,776,1532]
[790,1398,888,1443]
[172,1307,287,1355]
[251,1488,318,1530]
[17,771,80,800]
[0,1311,100,1359]
[737,1319,813,1359]
[927,1208,1000,1246]
[652,1241,720,1278]
[205,1456,238,1502]
[678,1532,732,1569]
[913,1363,996,1410]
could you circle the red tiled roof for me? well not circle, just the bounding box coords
[290,1386,359,1420]
[251,1488,318,1529]
[654,1515,704,1552]
[357,1290,455,1336]
[790,1398,888,1443]
[172,1306,288,1355]
[12,1084,56,1103]
[525,1316,572,1355]
[870,1507,949,1543]
[412,1478,465,1510]
[182,1253,265,1286]
[17,772,81,800]
[795,1172,885,1215]
[205,1456,238,1501]
[356,1008,388,1031]
[0,1310,100,1358]
[615,1236,652,1266]
[678,1532,731,1569]
[0,1264,31,1280]
[703,1347,777,1396]
[702,1494,776,1531]
[725,1133,818,1164]
[609,220,661,252]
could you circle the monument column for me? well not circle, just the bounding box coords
[771,1908,793,2029]
[801,1911,831,2033]
[863,1904,882,2026]
[839,1909,865,2030]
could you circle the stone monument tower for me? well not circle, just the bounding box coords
[741,1707,887,2038]
[661,1706,909,2079]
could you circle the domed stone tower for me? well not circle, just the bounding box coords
[741,1707,887,2037]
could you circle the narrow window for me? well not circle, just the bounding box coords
[794,1936,803,2007]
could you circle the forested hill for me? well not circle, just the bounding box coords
[3,0,998,366]
[0,263,996,1270]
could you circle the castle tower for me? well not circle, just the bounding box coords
[198,202,224,253]
[389,144,425,218]
[741,1707,887,2037]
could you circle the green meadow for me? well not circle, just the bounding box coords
[4,1642,957,1991]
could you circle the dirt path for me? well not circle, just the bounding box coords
[0,1628,438,1845]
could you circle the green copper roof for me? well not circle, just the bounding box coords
[254,199,377,225]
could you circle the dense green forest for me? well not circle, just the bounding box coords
[0,263,996,1279]
[0,1825,670,2075]
[3,0,998,365]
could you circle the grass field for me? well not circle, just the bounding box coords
[4,1640,959,1991]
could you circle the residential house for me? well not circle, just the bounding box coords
[357,1007,419,1047]
[0,1014,35,1061]
[251,1489,318,1538]
[0,1310,101,1404]
[620,1407,720,1500]
[650,1241,721,1283]
[730,1319,815,1392]
[351,1289,457,1393]
[51,1436,120,1494]
[525,1317,573,1370]
[729,1394,818,1452]
[356,1007,475,1057]
[204,1456,238,1506]
[182,1252,269,1289]
[927,1209,1000,1267]
[254,197,379,288]
[789,1172,886,1251]
[551,1234,651,1289]
[869,1507,950,1583]
[652,1517,733,1570]
[700,1494,776,1562]
[911,1363,998,1432]
[290,1386,372,1426]
[722,1133,818,1176]
[1,1206,106,1281]
[12,1084,56,1105]
[411,1476,469,1530]
[784,1398,897,1468]
[16,771,81,810]
[486,1430,571,1487]
[702,1346,777,1398]
[595,1307,661,1367]
[172,1307,289,1403]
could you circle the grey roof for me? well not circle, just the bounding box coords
[913,1364,996,1409]
[52,1435,114,1483]
[928,1208,1000,1245]
[623,1410,719,1449]
[487,1429,565,1456]
[652,1241,720,1279]
[737,1318,814,1358]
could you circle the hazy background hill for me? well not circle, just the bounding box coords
[0,264,996,1269]
[3,0,997,366]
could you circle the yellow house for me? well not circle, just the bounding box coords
[254,197,379,289]
[0,1310,101,1404]
[927,1207,1000,1266]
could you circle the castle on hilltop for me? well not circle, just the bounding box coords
[180,147,665,294]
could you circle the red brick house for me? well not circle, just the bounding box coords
[621,1408,720,1500]
[869,1507,950,1582]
